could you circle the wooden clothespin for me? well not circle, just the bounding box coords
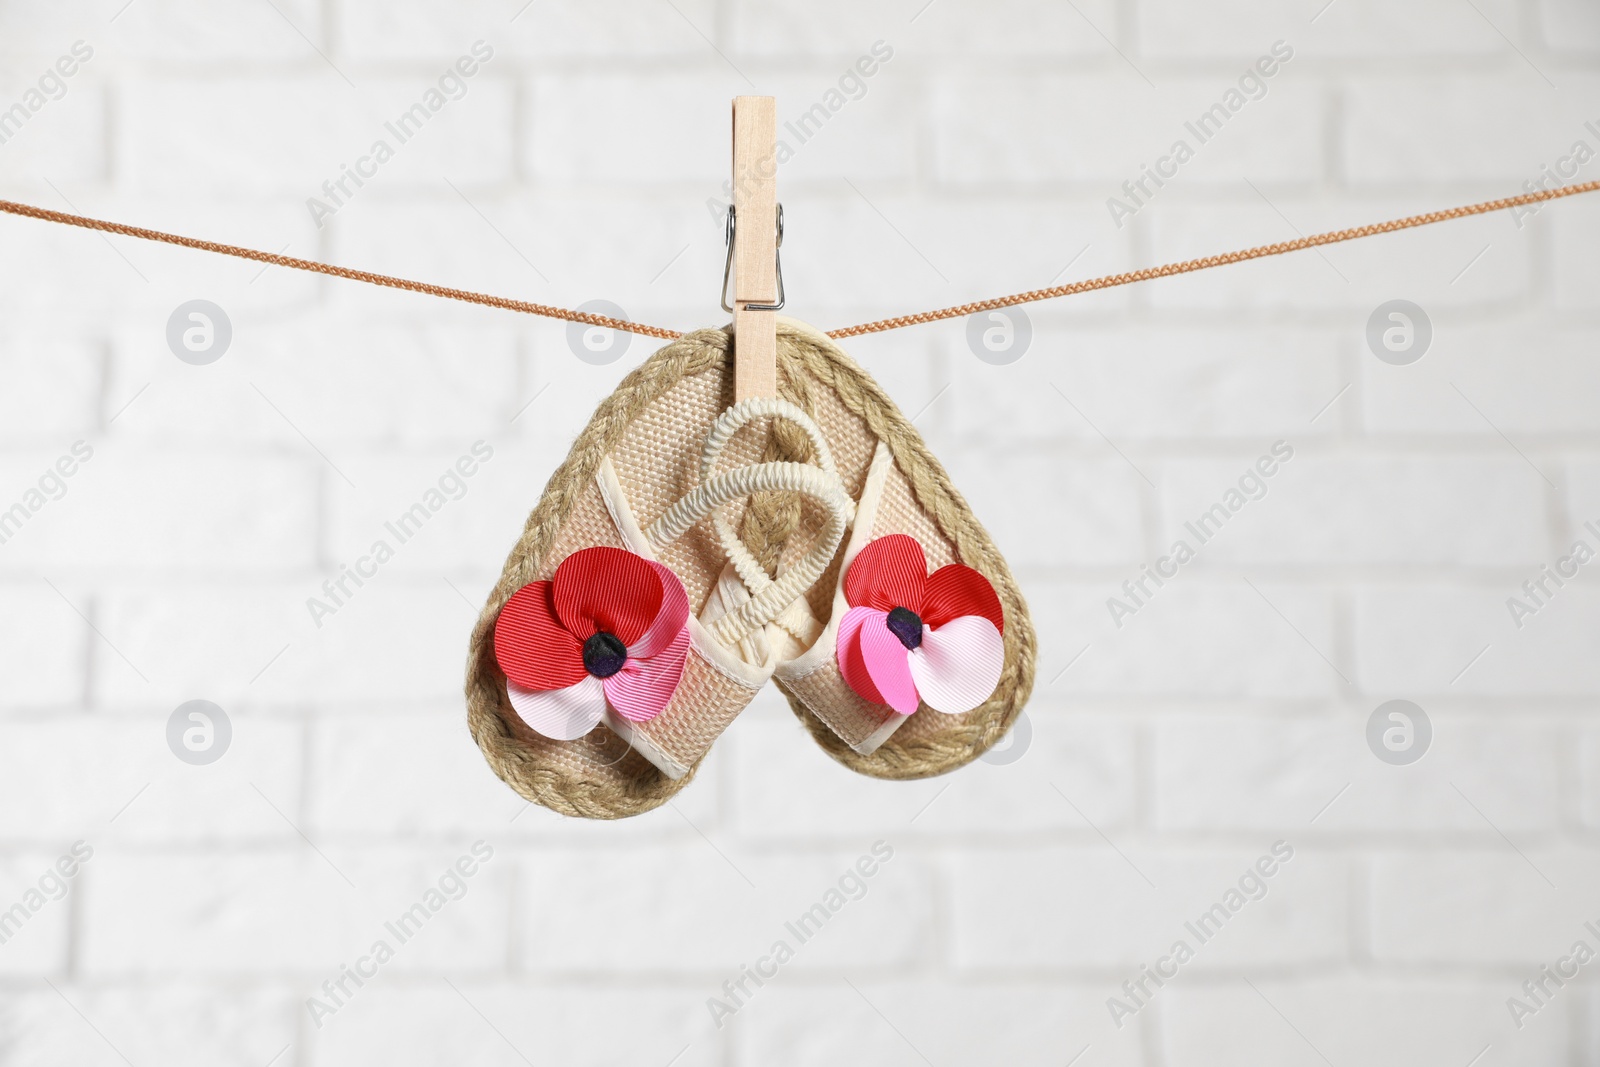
[726,96,782,401]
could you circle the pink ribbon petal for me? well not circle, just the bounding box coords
[837,606,886,705]
[603,626,691,723]
[907,615,1004,715]
[627,562,691,661]
[859,615,921,716]
[507,675,607,740]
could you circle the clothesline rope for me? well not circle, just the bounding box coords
[830,178,1600,337]
[2,178,1597,341]
[0,197,674,339]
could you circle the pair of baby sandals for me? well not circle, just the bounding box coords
[466,319,1036,819]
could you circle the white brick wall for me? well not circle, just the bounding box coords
[0,1,1596,1064]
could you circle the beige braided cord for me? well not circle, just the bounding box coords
[737,367,820,578]
[4,178,1597,340]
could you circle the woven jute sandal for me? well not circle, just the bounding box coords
[760,320,1034,780]
[466,319,1034,818]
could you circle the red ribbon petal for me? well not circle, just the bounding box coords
[494,582,587,692]
[551,546,663,647]
[923,563,1004,633]
[844,534,928,614]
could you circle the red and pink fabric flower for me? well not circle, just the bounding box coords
[493,546,690,740]
[837,534,1005,717]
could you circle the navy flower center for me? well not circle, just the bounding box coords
[582,631,628,678]
[885,607,923,650]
